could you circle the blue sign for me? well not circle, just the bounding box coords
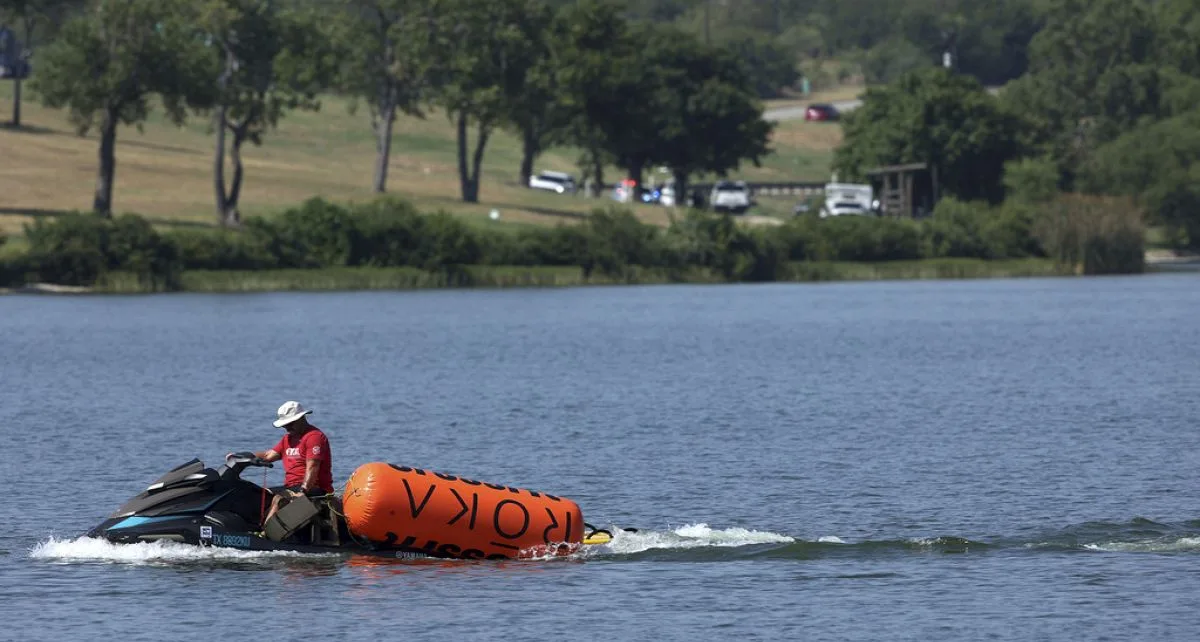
[0,27,30,79]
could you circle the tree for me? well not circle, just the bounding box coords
[593,22,678,189]
[30,0,216,215]
[1082,110,1200,249]
[334,0,441,194]
[998,0,1162,184]
[716,31,798,98]
[649,29,773,201]
[546,0,636,196]
[501,0,563,189]
[202,0,336,226]
[432,0,541,203]
[834,67,1022,203]
[550,14,771,199]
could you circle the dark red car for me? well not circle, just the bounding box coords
[804,103,839,122]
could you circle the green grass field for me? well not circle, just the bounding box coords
[0,81,847,236]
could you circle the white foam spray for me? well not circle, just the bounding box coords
[29,536,340,565]
[1082,537,1200,553]
[581,523,795,556]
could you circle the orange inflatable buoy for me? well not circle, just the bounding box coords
[341,462,585,560]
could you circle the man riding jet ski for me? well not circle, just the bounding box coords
[85,402,622,557]
[87,401,376,555]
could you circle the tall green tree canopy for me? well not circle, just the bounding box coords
[834,67,1022,203]
[546,0,637,192]
[998,0,1163,181]
[432,0,543,203]
[644,27,773,197]
[202,0,337,226]
[31,0,216,215]
[333,0,443,194]
[1081,111,1200,248]
[498,0,560,188]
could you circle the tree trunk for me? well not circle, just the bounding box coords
[519,124,538,188]
[455,111,490,203]
[93,108,118,217]
[673,170,689,209]
[214,120,249,228]
[227,125,247,226]
[13,16,31,128]
[11,77,21,128]
[581,145,606,199]
[372,97,396,193]
[592,155,604,199]
[470,120,490,203]
[627,159,644,191]
[213,104,230,224]
[214,47,236,225]
[456,111,471,201]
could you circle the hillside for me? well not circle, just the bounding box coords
[0,84,849,236]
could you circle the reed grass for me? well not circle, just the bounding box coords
[1032,194,1146,275]
[784,258,1071,282]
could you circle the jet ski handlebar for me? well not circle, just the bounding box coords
[219,451,275,480]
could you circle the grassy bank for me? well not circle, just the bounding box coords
[34,258,1072,295]
[2,194,1142,294]
[176,265,599,292]
[0,82,847,237]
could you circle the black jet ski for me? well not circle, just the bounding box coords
[86,452,431,559]
[87,453,623,559]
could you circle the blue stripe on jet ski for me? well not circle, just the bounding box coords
[110,516,183,530]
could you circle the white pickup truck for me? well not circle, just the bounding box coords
[710,180,752,214]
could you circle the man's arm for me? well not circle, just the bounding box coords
[297,458,319,494]
[254,449,281,462]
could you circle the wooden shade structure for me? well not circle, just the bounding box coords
[864,162,935,218]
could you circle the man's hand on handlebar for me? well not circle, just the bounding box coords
[224,451,273,467]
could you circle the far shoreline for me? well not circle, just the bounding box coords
[2,258,1165,296]
[7,252,1196,297]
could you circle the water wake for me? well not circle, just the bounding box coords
[29,536,340,565]
[27,518,1200,567]
[582,523,796,557]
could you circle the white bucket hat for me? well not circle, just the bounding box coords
[273,400,312,428]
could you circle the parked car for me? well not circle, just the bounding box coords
[820,182,875,217]
[804,103,839,122]
[710,180,752,214]
[529,170,577,194]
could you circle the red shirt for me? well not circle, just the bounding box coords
[272,426,333,493]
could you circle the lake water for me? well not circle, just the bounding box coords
[2,273,1199,641]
